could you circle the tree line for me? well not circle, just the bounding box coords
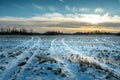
[0,27,120,36]
[0,27,34,35]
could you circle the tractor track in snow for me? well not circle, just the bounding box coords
[62,38,120,79]
[96,38,120,49]
[0,36,120,80]
[0,37,35,64]
[0,37,41,80]
[15,38,42,80]
[49,38,77,79]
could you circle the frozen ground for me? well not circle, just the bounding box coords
[0,35,120,80]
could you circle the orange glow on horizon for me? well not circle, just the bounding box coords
[34,26,120,33]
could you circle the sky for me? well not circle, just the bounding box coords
[0,0,120,33]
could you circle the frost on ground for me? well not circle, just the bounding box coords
[0,35,120,80]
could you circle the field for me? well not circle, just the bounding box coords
[0,35,120,80]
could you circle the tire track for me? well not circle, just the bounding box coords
[0,37,40,80]
[16,38,42,80]
[0,37,35,63]
[49,38,76,79]
[62,38,120,79]
[102,38,120,48]
[96,38,120,49]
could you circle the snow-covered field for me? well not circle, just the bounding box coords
[0,35,120,80]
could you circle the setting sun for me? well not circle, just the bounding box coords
[81,14,108,24]
[85,17,103,24]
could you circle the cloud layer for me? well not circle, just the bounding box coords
[32,3,43,10]
[65,6,90,12]
[0,12,120,23]
[0,12,120,33]
[95,8,104,13]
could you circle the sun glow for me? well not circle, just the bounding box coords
[80,13,109,24]
[85,17,103,24]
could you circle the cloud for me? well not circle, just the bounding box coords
[48,6,56,11]
[44,13,63,17]
[95,8,104,13]
[80,8,90,12]
[32,3,43,10]
[65,5,90,12]
[0,12,120,23]
[0,13,120,33]
[59,0,64,2]
[32,5,56,12]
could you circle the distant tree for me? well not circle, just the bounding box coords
[43,31,63,35]
[21,28,27,33]
[30,29,33,33]
[116,32,120,36]
[0,27,4,33]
